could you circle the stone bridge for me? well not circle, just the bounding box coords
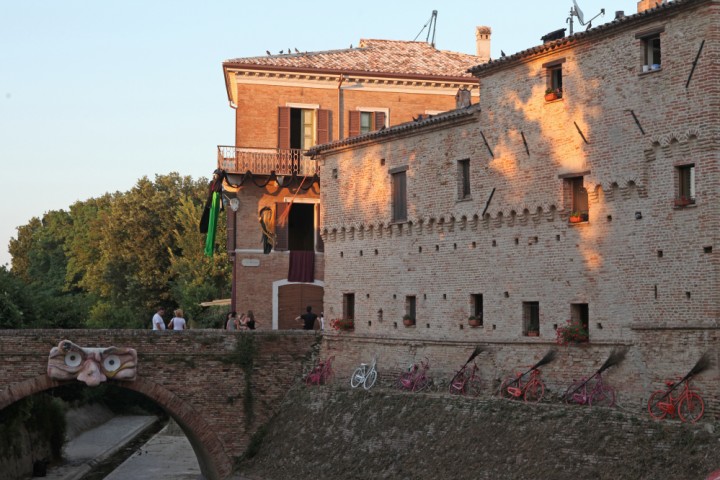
[0,329,319,480]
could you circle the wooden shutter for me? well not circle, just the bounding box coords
[315,204,324,253]
[392,171,407,222]
[374,111,386,130]
[278,107,291,149]
[316,109,330,144]
[348,110,361,137]
[275,202,290,251]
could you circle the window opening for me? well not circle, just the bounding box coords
[405,296,416,322]
[286,203,315,251]
[392,170,407,222]
[570,303,590,342]
[343,293,355,320]
[676,164,695,206]
[458,159,471,199]
[471,294,483,326]
[565,176,589,222]
[290,108,316,149]
[523,301,539,335]
[643,35,661,70]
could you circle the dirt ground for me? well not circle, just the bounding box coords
[236,385,719,480]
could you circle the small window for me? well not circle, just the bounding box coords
[391,169,407,222]
[405,295,416,322]
[643,35,661,70]
[523,301,539,336]
[675,164,695,206]
[565,176,589,223]
[349,109,387,137]
[471,294,483,326]
[458,159,471,199]
[545,65,563,100]
[570,303,590,343]
[343,293,355,320]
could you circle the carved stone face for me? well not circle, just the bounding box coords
[47,340,137,387]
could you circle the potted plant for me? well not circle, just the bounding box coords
[402,314,415,327]
[569,211,583,223]
[555,320,589,345]
[526,329,539,337]
[330,318,354,331]
[468,315,481,327]
[545,87,562,101]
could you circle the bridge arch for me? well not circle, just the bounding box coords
[0,375,231,480]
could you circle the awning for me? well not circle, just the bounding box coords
[199,298,232,307]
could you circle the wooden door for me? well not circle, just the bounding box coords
[278,284,323,330]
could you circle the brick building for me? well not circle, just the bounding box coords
[217,36,487,329]
[309,0,718,408]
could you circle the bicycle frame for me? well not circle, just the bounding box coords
[500,367,545,402]
[648,378,705,423]
[449,362,481,396]
[351,357,378,390]
[397,357,430,392]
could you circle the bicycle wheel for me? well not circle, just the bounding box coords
[678,392,704,423]
[589,385,616,408]
[466,377,483,397]
[448,377,465,395]
[363,369,377,390]
[350,367,365,388]
[413,374,430,392]
[647,390,668,420]
[523,380,545,402]
[563,381,586,405]
[499,376,518,399]
[396,372,412,390]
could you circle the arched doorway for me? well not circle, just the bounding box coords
[273,280,324,330]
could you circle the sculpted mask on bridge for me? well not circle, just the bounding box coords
[47,340,137,387]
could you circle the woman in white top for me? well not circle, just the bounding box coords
[168,309,187,330]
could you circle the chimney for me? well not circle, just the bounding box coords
[475,26,491,63]
[615,10,625,19]
[637,0,665,13]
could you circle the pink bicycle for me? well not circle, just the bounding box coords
[305,355,334,386]
[448,361,482,396]
[396,357,431,392]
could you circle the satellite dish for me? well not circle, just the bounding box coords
[573,0,585,23]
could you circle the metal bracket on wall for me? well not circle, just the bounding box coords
[573,121,589,144]
[480,131,495,158]
[625,109,645,135]
[686,40,705,89]
[520,131,530,156]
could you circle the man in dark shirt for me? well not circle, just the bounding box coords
[296,305,318,330]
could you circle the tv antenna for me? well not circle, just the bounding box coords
[567,0,604,35]
[414,10,438,47]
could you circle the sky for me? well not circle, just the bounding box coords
[0,0,629,268]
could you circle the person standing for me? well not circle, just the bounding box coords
[152,307,166,330]
[226,311,238,331]
[243,310,256,330]
[295,305,318,330]
[168,309,187,330]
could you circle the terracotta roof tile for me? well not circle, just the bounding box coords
[225,39,482,78]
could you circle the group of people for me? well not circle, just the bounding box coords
[226,310,256,331]
[151,307,187,330]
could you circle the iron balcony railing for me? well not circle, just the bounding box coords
[217,146,320,176]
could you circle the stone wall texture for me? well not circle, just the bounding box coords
[0,330,320,480]
[316,0,719,417]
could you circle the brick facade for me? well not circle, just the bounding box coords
[0,330,319,480]
[313,0,719,413]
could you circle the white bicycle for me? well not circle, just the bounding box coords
[350,356,378,390]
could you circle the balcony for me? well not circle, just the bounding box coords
[217,146,320,177]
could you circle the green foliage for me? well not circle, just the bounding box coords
[6,172,231,329]
[0,394,67,461]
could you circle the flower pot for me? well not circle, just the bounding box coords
[527,331,539,337]
[403,318,415,327]
[569,215,583,223]
[468,318,481,328]
[544,92,557,101]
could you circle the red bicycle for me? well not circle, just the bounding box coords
[563,371,616,407]
[305,355,335,386]
[396,357,431,392]
[499,367,546,402]
[648,377,705,423]
[448,361,482,396]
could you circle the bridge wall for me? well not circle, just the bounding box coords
[0,329,319,480]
